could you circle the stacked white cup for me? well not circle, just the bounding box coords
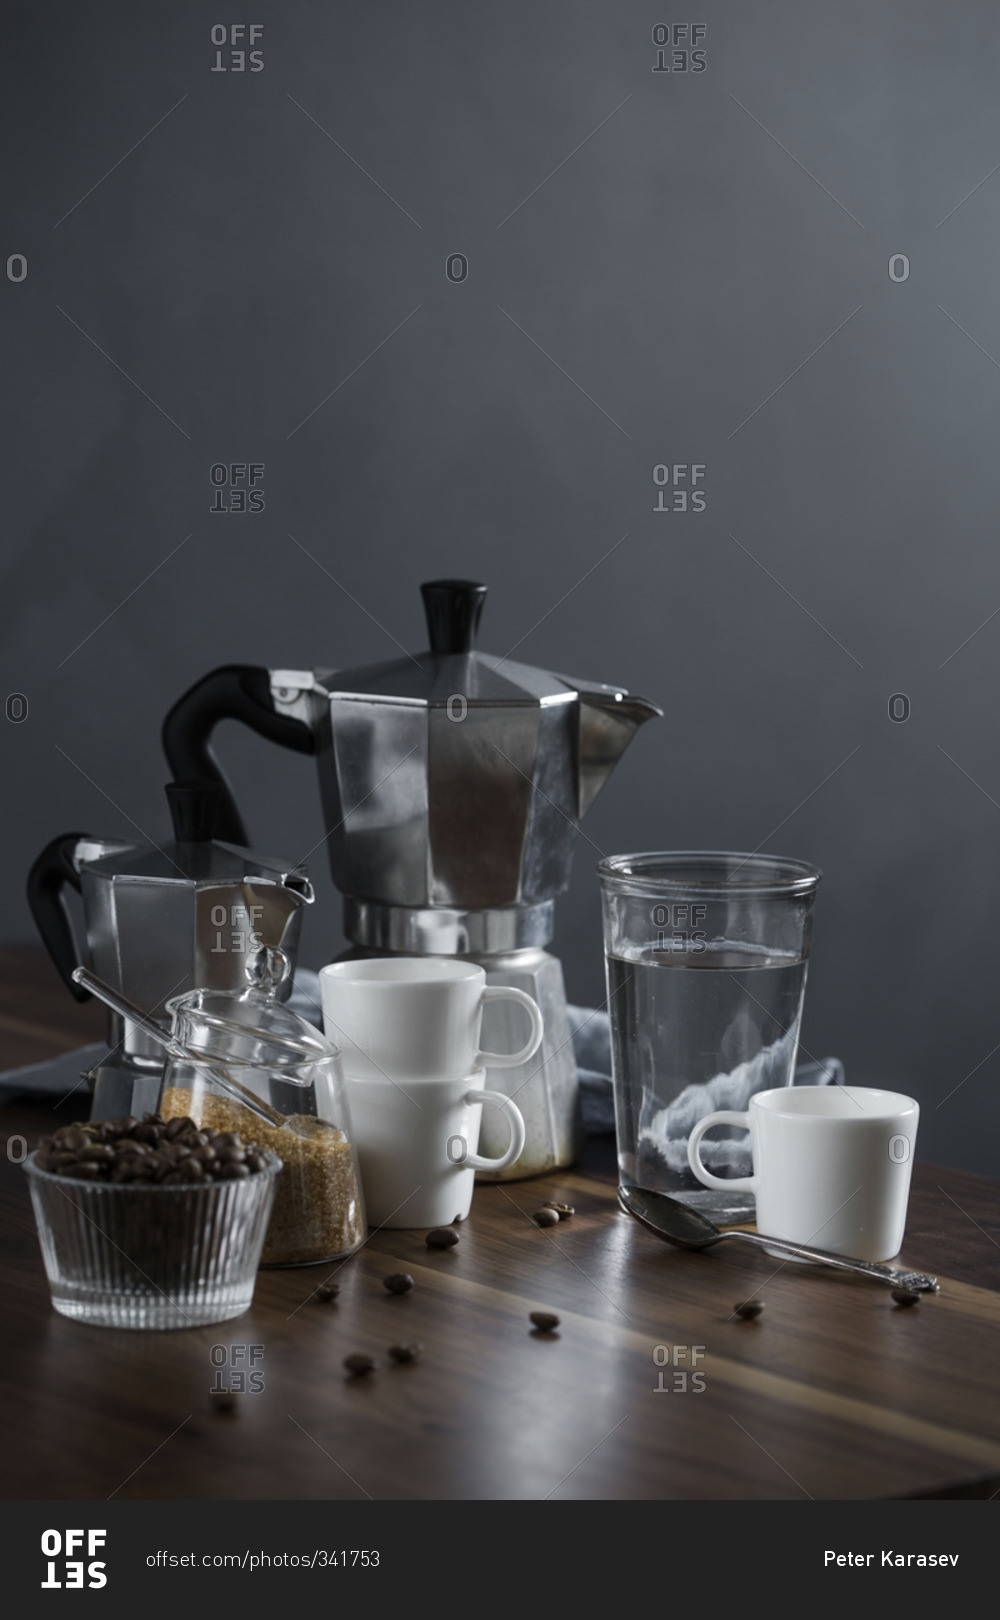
[319,958,543,1229]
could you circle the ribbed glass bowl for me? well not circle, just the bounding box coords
[24,1151,281,1329]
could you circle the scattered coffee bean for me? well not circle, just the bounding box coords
[425,1227,460,1249]
[733,1300,765,1320]
[210,1391,239,1414]
[387,1343,423,1364]
[383,1272,414,1295]
[529,1311,560,1333]
[891,1287,921,1307]
[315,1282,340,1303]
[344,1353,376,1377]
[543,1202,575,1220]
[533,1207,560,1228]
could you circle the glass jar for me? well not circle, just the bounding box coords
[158,949,365,1266]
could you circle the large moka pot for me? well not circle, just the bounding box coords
[162,580,660,1177]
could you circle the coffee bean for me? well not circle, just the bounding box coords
[143,1112,166,1127]
[529,1311,560,1333]
[214,1132,241,1150]
[131,1122,160,1146]
[387,1343,423,1363]
[78,1143,115,1162]
[734,1300,765,1320]
[544,1202,575,1220]
[219,1161,250,1180]
[383,1273,414,1295]
[425,1227,460,1249]
[218,1146,247,1165]
[533,1207,560,1228]
[165,1117,192,1140]
[315,1282,340,1303]
[891,1287,921,1307]
[66,1161,101,1180]
[344,1353,376,1377]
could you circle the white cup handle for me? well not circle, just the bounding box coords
[461,1088,527,1171]
[476,986,544,1069]
[687,1110,755,1192]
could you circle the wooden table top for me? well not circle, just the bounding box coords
[1,947,999,1501]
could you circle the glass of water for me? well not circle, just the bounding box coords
[598,851,821,1223]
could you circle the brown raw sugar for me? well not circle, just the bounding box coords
[160,1087,364,1266]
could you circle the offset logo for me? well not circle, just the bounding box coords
[211,24,264,72]
[41,1529,107,1589]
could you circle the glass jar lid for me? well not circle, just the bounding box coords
[166,947,333,1067]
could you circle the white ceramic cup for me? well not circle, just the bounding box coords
[319,957,544,1082]
[687,1086,919,1261]
[345,1068,527,1228]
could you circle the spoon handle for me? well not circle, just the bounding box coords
[727,1229,939,1292]
[72,965,288,1133]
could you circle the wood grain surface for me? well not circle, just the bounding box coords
[1,948,998,1501]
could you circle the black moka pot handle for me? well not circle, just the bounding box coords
[161,665,316,845]
[27,833,92,1000]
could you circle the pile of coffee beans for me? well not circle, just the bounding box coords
[33,1114,270,1184]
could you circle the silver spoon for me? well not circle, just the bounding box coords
[72,965,290,1133]
[618,1184,940,1293]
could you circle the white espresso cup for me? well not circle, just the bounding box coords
[345,1068,527,1228]
[319,957,544,1082]
[687,1086,919,1261]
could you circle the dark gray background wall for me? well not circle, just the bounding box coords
[3,1,999,1174]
